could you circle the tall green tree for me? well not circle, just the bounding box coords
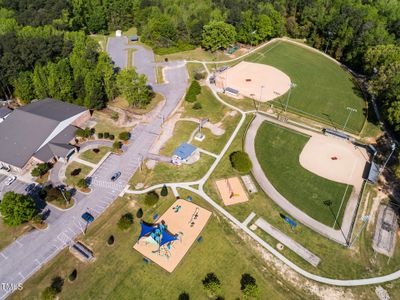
[13,71,35,103]
[116,68,151,108]
[201,21,236,52]
[0,192,37,226]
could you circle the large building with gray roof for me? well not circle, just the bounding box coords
[0,99,90,174]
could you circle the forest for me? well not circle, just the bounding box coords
[0,0,399,130]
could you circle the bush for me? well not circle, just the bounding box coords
[194,72,206,80]
[104,132,110,138]
[117,213,134,230]
[45,187,72,204]
[202,273,221,297]
[70,168,81,176]
[76,127,94,138]
[192,102,202,110]
[107,235,115,245]
[77,178,88,189]
[144,191,159,206]
[68,269,77,282]
[178,292,190,300]
[109,134,115,140]
[136,208,143,218]
[92,148,100,153]
[241,273,260,298]
[185,80,201,102]
[111,111,119,121]
[41,286,57,300]
[113,141,122,150]
[160,184,168,197]
[98,132,104,139]
[119,131,130,141]
[229,151,253,173]
[31,163,50,177]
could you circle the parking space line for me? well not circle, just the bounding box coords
[15,240,23,247]
[0,252,8,259]
[18,272,25,280]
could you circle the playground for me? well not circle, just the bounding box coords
[215,61,291,102]
[215,177,249,206]
[134,199,212,272]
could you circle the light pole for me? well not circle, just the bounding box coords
[343,107,357,131]
[349,215,369,247]
[380,142,396,174]
[284,83,296,112]
[257,85,264,111]
[324,31,333,53]
[323,200,349,246]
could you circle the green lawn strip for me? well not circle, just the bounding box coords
[255,121,352,227]
[126,47,137,68]
[155,47,228,62]
[11,193,299,300]
[204,115,400,279]
[0,222,31,251]
[79,146,111,164]
[93,110,133,137]
[65,162,93,187]
[155,66,164,83]
[244,41,366,133]
[182,86,230,123]
[130,155,215,189]
[159,121,198,157]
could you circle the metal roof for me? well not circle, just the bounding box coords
[173,143,197,160]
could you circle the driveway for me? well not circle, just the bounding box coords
[0,41,188,299]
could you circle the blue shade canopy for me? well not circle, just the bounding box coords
[138,221,178,246]
[139,221,156,240]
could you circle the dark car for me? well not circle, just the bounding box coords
[81,212,94,223]
[111,171,121,181]
[25,183,36,193]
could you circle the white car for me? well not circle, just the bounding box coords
[5,176,16,186]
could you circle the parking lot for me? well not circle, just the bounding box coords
[0,174,29,200]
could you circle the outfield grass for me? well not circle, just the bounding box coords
[79,146,111,164]
[65,162,92,187]
[255,121,352,227]
[243,41,366,133]
[10,193,300,300]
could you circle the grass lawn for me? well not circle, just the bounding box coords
[186,63,207,80]
[240,41,367,133]
[93,110,133,137]
[0,222,31,251]
[65,162,93,187]
[182,86,230,123]
[204,115,400,281]
[110,93,164,115]
[10,192,302,300]
[155,66,164,84]
[79,146,111,164]
[159,120,198,157]
[155,47,229,62]
[89,34,108,51]
[130,155,215,189]
[255,121,352,227]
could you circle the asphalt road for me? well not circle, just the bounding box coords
[0,44,188,299]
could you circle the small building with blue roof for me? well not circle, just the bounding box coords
[172,143,199,165]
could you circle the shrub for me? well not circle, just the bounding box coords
[76,127,94,138]
[229,151,253,173]
[107,235,115,245]
[160,185,168,197]
[104,132,110,138]
[70,168,81,176]
[113,141,122,150]
[119,131,130,141]
[136,208,143,218]
[77,178,88,189]
[117,213,134,230]
[92,148,100,153]
[111,111,119,121]
[109,134,115,140]
[178,292,190,300]
[192,102,202,110]
[31,163,50,177]
[144,191,159,206]
[202,273,221,297]
[194,72,206,80]
[185,80,201,102]
[68,269,77,282]
[41,286,57,300]
[241,273,259,298]
[98,132,104,139]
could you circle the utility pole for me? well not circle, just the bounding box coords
[343,107,357,131]
[324,31,333,53]
[380,142,396,174]
[284,83,296,112]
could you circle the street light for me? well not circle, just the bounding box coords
[343,107,357,131]
[323,200,349,246]
[284,83,296,112]
[324,31,333,53]
[380,142,396,174]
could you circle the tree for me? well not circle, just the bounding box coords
[136,208,143,218]
[202,273,221,297]
[77,178,88,189]
[0,192,37,226]
[113,141,123,151]
[68,269,78,282]
[118,131,130,141]
[193,102,202,110]
[160,184,168,197]
[185,80,201,102]
[31,163,50,177]
[117,213,134,230]
[202,21,236,52]
[107,235,115,245]
[230,151,252,173]
[240,273,260,298]
[178,292,190,300]
[13,71,35,103]
[144,191,159,206]
[116,68,151,108]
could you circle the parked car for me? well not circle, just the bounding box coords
[111,171,121,181]
[0,164,10,172]
[81,212,94,223]
[25,183,36,193]
[5,176,16,186]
